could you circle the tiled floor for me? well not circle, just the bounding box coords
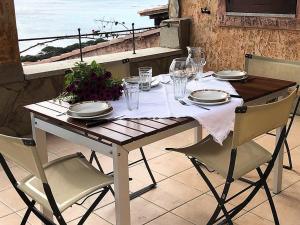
[1,117,300,225]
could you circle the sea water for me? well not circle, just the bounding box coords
[14,0,166,55]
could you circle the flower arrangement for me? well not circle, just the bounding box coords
[61,60,123,103]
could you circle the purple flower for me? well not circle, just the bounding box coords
[91,72,97,80]
[104,71,112,79]
[66,83,76,92]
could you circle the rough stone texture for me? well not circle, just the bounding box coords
[180,0,300,71]
[169,0,180,18]
[0,0,19,63]
[0,0,23,84]
[160,18,191,50]
[0,76,64,136]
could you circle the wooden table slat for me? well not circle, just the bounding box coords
[26,104,132,144]
[37,101,67,114]
[150,118,178,125]
[129,119,168,129]
[113,120,156,133]
[231,75,296,102]
[100,123,145,137]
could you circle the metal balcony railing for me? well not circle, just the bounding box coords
[18,23,170,62]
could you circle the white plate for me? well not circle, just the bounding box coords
[190,89,229,103]
[66,108,113,120]
[188,96,231,105]
[69,101,112,117]
[213,74,248,81]
[151,78,160,87]
[215,70,247,79]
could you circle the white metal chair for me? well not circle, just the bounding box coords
[245,54,300,170]
[0,134,113,225]
[166,89,297,225]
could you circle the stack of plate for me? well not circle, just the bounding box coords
[213,70,247,81]
[67,101,113,120]
[188,89,231,105]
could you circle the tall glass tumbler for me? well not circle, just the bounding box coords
[172,73,188,100]
[139,67,152,91]
[123,78,140,111]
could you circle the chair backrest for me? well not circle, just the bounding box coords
[232,89,297,148]
[245,54,300,84]
[0,134,47,182]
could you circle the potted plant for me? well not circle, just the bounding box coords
[60,60,123,103]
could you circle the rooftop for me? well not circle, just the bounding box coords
[138,5,168,17]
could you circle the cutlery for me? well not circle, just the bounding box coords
[230,94,242,98]
[178,99,210,110]
[161,80,171,84]
[85,115,125,127]
[56,112,67,116]
[202,74,212,78]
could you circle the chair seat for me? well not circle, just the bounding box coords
[173,133,272,179]
[18,153,113,212]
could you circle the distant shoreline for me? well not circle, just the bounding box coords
[15,0,166,55]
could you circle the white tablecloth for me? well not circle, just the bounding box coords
[110,74,243,144]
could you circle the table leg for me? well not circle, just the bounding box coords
[31,113,53,223]
[273,126,284,194]
[194,125,203,143]
[113,145,131,225]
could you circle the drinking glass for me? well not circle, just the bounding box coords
[123,78,140,111]
[139,67,152,91]
[187,47,206,75]
[169,58,188,99]
[169,58,188,76]
[173,75,188,100]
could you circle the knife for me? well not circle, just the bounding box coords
[230,94,242,98]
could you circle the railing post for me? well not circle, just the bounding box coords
[78,28,83,62]
[132,23,136,54]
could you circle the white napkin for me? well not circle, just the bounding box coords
[109,74,243,145]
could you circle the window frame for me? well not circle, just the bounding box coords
[217,0,300,30]
[226,0,297,16]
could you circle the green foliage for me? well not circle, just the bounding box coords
[59,60,123,103]
[21,38,107,62]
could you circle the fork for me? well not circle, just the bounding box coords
[178,99,210,110]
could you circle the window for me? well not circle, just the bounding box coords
[226,0,297,15]
[217,0,300,30]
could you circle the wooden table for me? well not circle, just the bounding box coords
[25,75,296,225]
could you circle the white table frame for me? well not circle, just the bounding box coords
[30,88,289,225]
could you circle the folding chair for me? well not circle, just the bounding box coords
[166,89,297,225]
[245,54,300,170]
[0,134,113,225]
[266,95,300,169]
[89,147,157,199]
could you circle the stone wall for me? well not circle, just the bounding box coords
[180,0,300,71]
[0,76,64,136]
[0,0,19,64]
[0,0,23,84]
